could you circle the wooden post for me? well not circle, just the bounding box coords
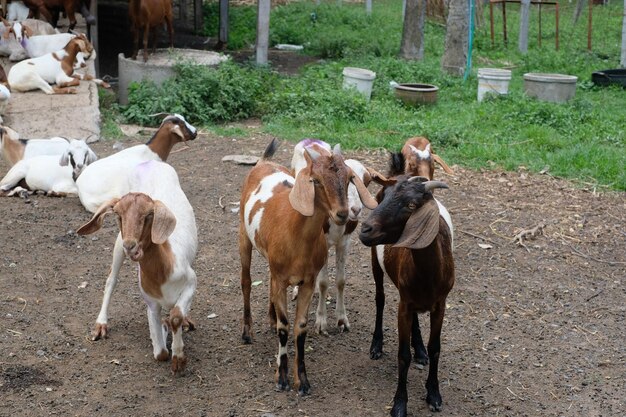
[502,1,508,45]
[218,0,229,48]
[366,0,372,15]
[555,1,559,50]
[519,0,530,53]
[91,0,99,77]
[587,0,593,51]
[256,0,270,65]
[195,0,204,33]
[489,1,495,46]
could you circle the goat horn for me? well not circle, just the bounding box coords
[148,112,170,120]
[332,143,342,156]
[408,176,430,183]
[305,146,321,161]
[423,180,449,192]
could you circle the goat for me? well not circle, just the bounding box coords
[77,160,197,375]
[0,126,78,166]
[76,114,197,213]
[359,176,454,416]
[8,33,105,94]
[128,0,173,62]
[0,18,28,61]
[0,19,59,61]
[0,64,10,123]
[21,31,75,58]
[239,138,377,394]
[7,1,30,21]
[0,137,97,196]
[21,18,59,35]
[21,0,96,31]
[390,137,454,179]
[290,138,387,334]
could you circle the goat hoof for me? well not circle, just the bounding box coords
[426,391,442,412]
[171,355,187,375]
[183,316,196,331]
[337,318,350,332]
[155,349,169,362]
[314,319,328,335]
[91,323,108,340]
[390,399,407,417]
[297,381,311,396]
[274,380,290,392]
[370,339,383,360]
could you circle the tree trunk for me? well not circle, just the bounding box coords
[441,0,469,76]
[256,0,271,65]
[400,0,427,60]
[573,0,586,24]
[519,0,530,53]
[621,0,626,67]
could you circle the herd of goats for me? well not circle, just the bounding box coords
[2,112,457,417]
[0,2,461,416]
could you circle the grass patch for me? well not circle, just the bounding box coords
[98,88,124,140]
[127,0,625,190]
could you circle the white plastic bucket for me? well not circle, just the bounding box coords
[477,68,512,102]
[342,67,376,100]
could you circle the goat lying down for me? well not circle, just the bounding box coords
[77,160,198,375]
[0,125,82,166]
[360,176,454,417]
[291,138,387,334]
[8,33,107,94]
[0,138,97,196]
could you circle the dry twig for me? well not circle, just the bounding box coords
[459,229,497,245]
[512,223,545,251]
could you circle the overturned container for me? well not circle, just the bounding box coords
[342,67,376,100]
[477,68,512,102]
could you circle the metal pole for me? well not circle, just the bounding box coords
[502,1,508,46]
[256,0,270,65]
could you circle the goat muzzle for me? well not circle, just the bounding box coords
[123,240,143,261]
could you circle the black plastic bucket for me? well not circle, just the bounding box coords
[591,69,626,88]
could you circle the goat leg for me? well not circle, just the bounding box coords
[391,300,412,417]
[272,281,290,392]
[370,246,385,359]
[411,313,429,368]
[294,279,314,395]
[239,228,253,344]
[425,303,445,412]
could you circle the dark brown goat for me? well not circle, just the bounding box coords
[21,0,95,31]
[359,176,454,417]
[129,0,173,62]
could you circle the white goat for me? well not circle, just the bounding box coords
[291,138,385,334]
[77,160,198,375]
[8,34,102,94]
[76,114,197,213]
[0,126,78,166]
[0,19,28,61]
[0,138,97,196]
[7,1,30,21]
[0,64,10,123]
[21,32,75,58]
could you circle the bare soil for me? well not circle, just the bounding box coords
[0,127,624,417]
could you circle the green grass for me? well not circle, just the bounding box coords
[98,88,124,139]
[123,0,625,190]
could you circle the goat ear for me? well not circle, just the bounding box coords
[393,199,440,250]
[432,153,454,174]
[23,25,33,38]
[151,200,176,244]
[86,148,98,165]
[169,124,185,140]
[77,199,119,235]
[367,167,394,187]
[289,168,315,216]
[59,150,70,166]
[350,170,377,210]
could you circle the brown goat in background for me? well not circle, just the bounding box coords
[129,0,173,62]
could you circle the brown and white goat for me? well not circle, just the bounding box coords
[239,138,377,394]
[291,138,387,334]
[8,33,106,94]
[390,137,454,179]
[129,0,173,62]
[77,160,198,375]
[76,114,197,213]
[359,176,454,416]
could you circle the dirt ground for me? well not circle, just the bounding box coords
[0,125,624,417]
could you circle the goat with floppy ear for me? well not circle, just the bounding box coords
[60,139,97,181]
[239,138,376,395]
[359,176,455,417]
[389,137,454,179]
[77,160,198,375]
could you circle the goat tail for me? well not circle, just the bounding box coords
[261,138,280,161]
